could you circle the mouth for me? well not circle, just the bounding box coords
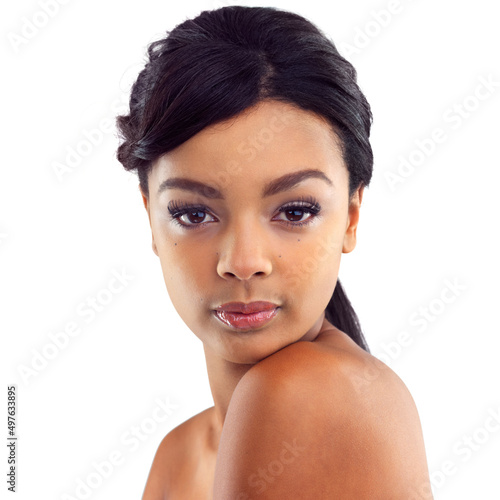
[213,301,280,331]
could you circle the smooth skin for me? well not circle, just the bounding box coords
[140,100,433,499]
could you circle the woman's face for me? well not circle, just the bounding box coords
[141,100,363,364]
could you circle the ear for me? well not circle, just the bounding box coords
[140,185,158,257]
[342,185,364,254]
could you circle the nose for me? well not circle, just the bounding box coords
[216,218,273,281]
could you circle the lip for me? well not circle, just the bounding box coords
[215,301,279,314]
[213,301,280,330]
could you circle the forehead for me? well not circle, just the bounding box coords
[149,100,346,194]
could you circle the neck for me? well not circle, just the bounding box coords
[203,344,254,449]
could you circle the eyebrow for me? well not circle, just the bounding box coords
[157,168,333,199]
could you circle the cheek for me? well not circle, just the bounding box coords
[283,231,343,289]
[157,241,214,327]
[278,231,343,318]
[152,220,206,296]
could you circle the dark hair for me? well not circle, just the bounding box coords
[116,5,373,352]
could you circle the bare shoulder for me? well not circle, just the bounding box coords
[141,407,212,500]
[213,332,434,499]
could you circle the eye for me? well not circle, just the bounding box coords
[167,201,216,229]
[167,196,322,230]
[178,210,215,226]
[279,207,311,223]
[273,196,322,227]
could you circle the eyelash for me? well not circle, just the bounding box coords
[167,196,322,230]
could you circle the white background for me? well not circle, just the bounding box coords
[1,0,499,499]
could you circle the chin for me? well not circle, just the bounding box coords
[213,327,300,365]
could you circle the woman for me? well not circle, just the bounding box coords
[116,6,433,499]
